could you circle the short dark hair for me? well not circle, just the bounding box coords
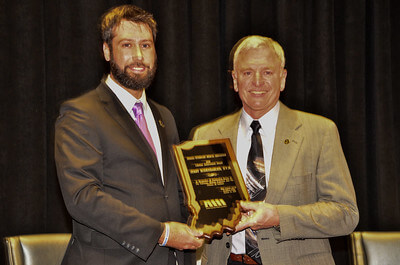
[100,5,157,47]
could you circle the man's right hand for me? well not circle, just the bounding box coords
[159,222,204,250]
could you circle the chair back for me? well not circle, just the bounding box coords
[3,233,71,265]
[350,231,400,265]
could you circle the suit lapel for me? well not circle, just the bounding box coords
[217,110,241,154]
[147,100,169,178]
[214,106,303,205]
[266,103,303,204]
[95,82,159,169]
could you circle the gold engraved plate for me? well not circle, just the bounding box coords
[173,139,249,239]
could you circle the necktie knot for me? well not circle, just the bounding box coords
[250,120,261,134]
[132,102,143,118]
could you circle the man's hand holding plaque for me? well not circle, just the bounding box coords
[173,139,249,239]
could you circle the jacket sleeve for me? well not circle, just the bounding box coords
[275,120,359,241]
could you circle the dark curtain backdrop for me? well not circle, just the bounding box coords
[1,0,399,264]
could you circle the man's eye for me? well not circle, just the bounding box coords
[264,71,273,75]
[243,72,252,76]
[142,43,151,48]
[122,43,131,48]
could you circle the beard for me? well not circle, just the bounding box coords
[110,58,157,91]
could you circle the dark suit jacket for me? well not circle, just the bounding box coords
[55,80,193,265]
[191,102,359,265]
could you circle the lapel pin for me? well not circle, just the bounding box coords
[158,120,165,128]
[284,139,290,144]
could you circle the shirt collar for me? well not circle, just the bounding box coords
[105,74,149,112]
[240,101,280,135]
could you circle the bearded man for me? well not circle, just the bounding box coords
[54,5,203,265]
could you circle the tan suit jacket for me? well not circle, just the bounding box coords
[191,102,359,265]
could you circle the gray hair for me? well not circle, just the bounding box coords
[232,35,285,69]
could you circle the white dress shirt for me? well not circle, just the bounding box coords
[105,75,164,184]
[231,102,280,254]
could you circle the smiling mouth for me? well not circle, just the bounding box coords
[131,66,145,72]
[250,90,267,95]
[127,63,148,73]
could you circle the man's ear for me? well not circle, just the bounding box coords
[280,69,287,92]
[232,71,238,92]
[103,42,111,62]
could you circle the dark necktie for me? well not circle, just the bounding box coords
[132,102,156,154]
[245,120,266,264]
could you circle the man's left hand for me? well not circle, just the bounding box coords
[235,201,280,232]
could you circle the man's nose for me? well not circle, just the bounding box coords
[133,45,143,60]
[253,72,264,86]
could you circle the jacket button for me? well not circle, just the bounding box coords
[226,242,230,248]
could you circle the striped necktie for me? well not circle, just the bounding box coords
[245,120,266,264]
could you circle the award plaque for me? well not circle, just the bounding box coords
[173,138,249,239]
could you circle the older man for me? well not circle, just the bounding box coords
[191,35,358,265]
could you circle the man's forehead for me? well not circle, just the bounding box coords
[113,20,153,38]
[235,46,281,68]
